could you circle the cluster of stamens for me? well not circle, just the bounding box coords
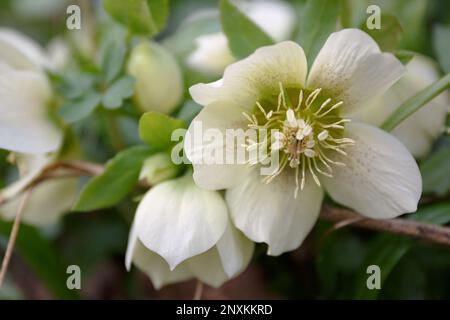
[242,83,355,197]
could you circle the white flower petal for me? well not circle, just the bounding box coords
[0,178,78,226]
[184,101,252,190]
[190,41,308,109]
[226,168,324,255]
[129,238,192,289]
[135,174,228,269]
[186,33,235,76]
[354,54,450,158]
[186,247,229,288]
[215,219,254,278]
[286,109,297,127]
[0,28,50,71]
[244,0,296,41]
[307,29,405,115]
[0,70,62,153]
[322,122,422,219]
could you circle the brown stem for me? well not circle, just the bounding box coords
[0,188,33,288]
[320,205,450,247]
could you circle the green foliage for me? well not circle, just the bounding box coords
[433,25,450,73]
[294,0,339,66]
[100,42,127,84]
[361,14,403,52]
[103,0,169,36]
[394,50,415,65]
[102,76,136,109]
[353,202,450,299]
[381,73,450,131]
[421,145,450,195]
[59,91,102,123]
[220,0,274,59]
[139,112,186,150]
[74,146,155,211]
[0,222,79,299]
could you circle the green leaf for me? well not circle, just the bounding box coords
[421,145,450,195]
[103,0,169,37]
[294,0,339,66]
[73,146,155,211]
[433,24,450,73]
[0,221,79,299]
[353,202,450,299]
[100,41,127,84]
[102,75,135,109]
[361,14,403,52]
[176,100,203,123]
[394,50,415,65]
[59,91,102,123]
[381,73,450,132]
[220,0,274,59]
[139,112,186,150]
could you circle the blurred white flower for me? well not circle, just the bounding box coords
[127,40,184,114]
[185,29,422,255]
[126,172,254,288]
[186,0,296,76]
[355,54,450,158]
[0,29,75,226]
[0,28,62,154]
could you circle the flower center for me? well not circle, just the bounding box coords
[242,83,355,197]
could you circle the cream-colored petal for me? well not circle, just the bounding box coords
[226,168,324,256]
[355,54,450,158]
[0,28,50,71]
[184,100,252,190]
[307,29,405,115]
[186,247,229,288]
[322,122,422,219]
[135,174,228,269]
[215,220,254,278]
[0,177,78,226]
[190,41,308,109]
[0,70,62,153]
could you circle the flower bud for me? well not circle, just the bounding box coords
[139,153,179,185]
[127,40,183,114]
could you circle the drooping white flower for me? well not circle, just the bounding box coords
[126,172,254,288]
[0,28,62,154]
[127,40,184,114]
[355,54,450,158]
[185,29,422,255]
[186,0,296,76]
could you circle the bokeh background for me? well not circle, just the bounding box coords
[0,0,449,299]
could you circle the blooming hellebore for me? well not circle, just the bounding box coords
[185,29,422,256]
[126,171,254,289]
[0,28,77,225]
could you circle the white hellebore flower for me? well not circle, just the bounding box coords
[187,0,296,76]
[0,28,62,153]
[356,54,450,158]
[185,29,422,256]
[0,29,75,225]
[127,40,184,114]
[126,172,254,289]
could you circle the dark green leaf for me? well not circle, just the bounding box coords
[59,91,101,123]
[381,73,450,131]
[433,24,450,73]
[220,0,274,59]
[421,145,450,195]
[361,14,403,52]
[102,75,135,109]
[139,112,186,150]
[0,221,79,299]
[103,0,169,37]
[294,0,339,66]
[176,100,203,123]
[73,146,155,211]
